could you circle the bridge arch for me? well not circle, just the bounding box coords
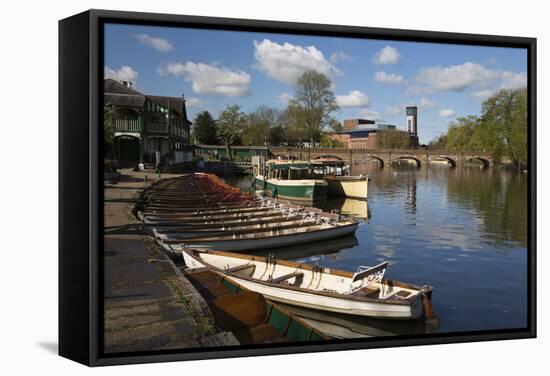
[313,155,343,161]
[465,156,490,169]
[354,155,385,168]
[393,156,422,168]
[430,156,457,168]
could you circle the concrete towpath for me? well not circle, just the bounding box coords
[103,169,238,353]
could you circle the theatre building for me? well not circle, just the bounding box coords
[329,107,419,149]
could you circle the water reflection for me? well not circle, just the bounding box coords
[227,164,528,334]
[276,302,439,338]
[320,197,371,220]
[248,235,358,261]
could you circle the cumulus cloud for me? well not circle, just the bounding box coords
[414,62,527,97]
[104,65,138,82]
[335,90,370,108]
[439,109,455,117]
[184,97,202,107]
[253,39,341,85]
[134,34,173,52]
[419,97,437,110]
[385,105,403,117]
[374,71,406,85]
[373,46,400,64]
[158,62,251,97]
[472,89,494,100]
[330,51,353,63]
[358,109,381,120]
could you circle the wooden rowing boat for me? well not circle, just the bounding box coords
[182,249,435,320]
[148,215,307,231]
[164,221,359,252]
[153,218,322,240]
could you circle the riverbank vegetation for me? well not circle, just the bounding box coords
[429,88,527,169]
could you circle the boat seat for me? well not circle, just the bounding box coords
[226,263,256,275]
[270,272,304,284]
[349,286,379,298]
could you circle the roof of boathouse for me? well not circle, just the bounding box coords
[103,78,191,122]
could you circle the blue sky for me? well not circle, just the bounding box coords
[104,23,527,144]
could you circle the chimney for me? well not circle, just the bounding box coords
[121,80,133,88]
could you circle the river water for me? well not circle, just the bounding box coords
[225,164,528,336]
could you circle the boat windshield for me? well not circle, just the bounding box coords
[268,161,325,180]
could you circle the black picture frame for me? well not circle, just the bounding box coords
[59,9,537,367]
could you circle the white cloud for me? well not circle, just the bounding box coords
[185,97,202,107]
[419,98,437,110]
[416,62,496,92]
[414,62,527,96]
[500,71,527,90]
[335,90,370,108]
[253,39,341,85]
[277,92,292,105]
[358,109,381,120]
[385,105,403,117]
[374,71,406,85]
[472,89,494,100]
[330,51,353,63]
[134,34,173,52]
[439,109,455,117]
[373,46,400,64]
[158,62,251,97]
[104,65,138,82]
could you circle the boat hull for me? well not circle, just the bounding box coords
[172,222,359,251]
[255,176,327,203]
[228,276,422,319]
[182,252,422,319]
[326,177,369,199]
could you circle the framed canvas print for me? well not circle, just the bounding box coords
[59,9,536,366]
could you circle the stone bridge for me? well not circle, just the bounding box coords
[268,147,494,168]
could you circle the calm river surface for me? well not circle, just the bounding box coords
[225,165,528,335]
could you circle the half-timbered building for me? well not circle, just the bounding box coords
[104,78,192,166]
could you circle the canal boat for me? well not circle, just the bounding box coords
[182,249,435,320]
[254,159,328,203]
[314,158,369,200]
[163,220,359,252]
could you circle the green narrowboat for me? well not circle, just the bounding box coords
[253,160,328,203]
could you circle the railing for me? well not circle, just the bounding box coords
[114,119,140,132]
[147,122,168,133]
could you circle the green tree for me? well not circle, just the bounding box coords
[428,133,448,149]
[481,89,527,168]
[320,133,347,148]
[243,105,277,145]
[446,115,479,151]
[192,111,218,145]
[377,129,410,149]
[217,105,247,160]
[422,88,527,168]
[287,71,340,144]
[104,103,118,158]
[328,118,344,133]
[268,124,286,146]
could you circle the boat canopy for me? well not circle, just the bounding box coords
[269,161,323,170]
